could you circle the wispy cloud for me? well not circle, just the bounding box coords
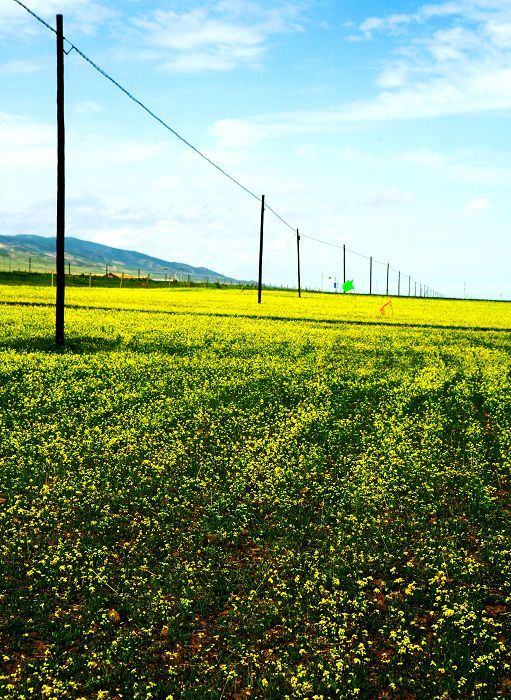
[0,113,54,169]
[2,0,116,36]
[464,196,492,211]
[357,2,464,39]
[0,59,44,75]
[209,118,263,148]
[345,0,511,121]
[131,1,307,73]
[232,0,511,133]
[72,101,103,116]
[397,148,511,186]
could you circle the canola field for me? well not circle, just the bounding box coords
[1,286,511,699]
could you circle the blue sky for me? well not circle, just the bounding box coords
[1,0,510,298]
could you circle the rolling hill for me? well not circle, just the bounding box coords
[0,234,239,283]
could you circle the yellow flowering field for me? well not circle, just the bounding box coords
[1,286,511,699]
[1,285,511,329]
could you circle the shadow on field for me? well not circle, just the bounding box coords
[0,335,128,354]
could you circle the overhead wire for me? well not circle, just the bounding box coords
[300,233,342,249]
[262,230,297,271]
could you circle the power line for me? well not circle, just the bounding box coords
[346,246,370,261]
[301,233,342,249]
[12,0,55,33]
[262,230,297,271]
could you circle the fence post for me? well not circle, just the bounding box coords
[369,256,373,295]
[258,195,265,304]
[55,13,65,347]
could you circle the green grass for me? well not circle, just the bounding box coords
[1,287,511,699]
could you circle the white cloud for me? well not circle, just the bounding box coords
[245,0,511,132]
[333,0,511,123]
[464,197,492,211]
[0,59,44,75]
[398,149,448,167]
[0,113,55,169]
[73,101,103,115]
[397,149,511,186]
[358,2,468,39]
[360,13,413,38]
[370,188,413,206]
[161,46,263,73]
[131,2,306,73]
[209,118,261,148]
[2,0,115,36]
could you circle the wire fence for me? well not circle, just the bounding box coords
[9,1,442,300]
[0,253,246,286]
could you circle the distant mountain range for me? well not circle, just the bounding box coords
[0,234,239,283]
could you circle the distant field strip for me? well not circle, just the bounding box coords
[1,298,511,337]
[1,286,510,330]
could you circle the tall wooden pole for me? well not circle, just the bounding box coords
[386,262,389,296]
[296,229,301,298]
[398,270,401,297]
[343,244,346,285]
[257,195,265,304]
[56,14,65,347]
[369,256,373,295]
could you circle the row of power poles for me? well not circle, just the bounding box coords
[257,196,437,302]
[55,16,436,344]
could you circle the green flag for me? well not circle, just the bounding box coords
[343,280,354,293]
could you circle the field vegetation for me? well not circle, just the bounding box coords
[1,286,510,699]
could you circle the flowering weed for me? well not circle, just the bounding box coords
[0,287,510,698]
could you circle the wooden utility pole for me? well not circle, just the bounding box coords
[343,244,346,285]
[56,14,65,347]
[386,263,389,296]
[398,271,401,297]
[369,256,373,295]
[257,195,265,304]
[296,229,301,298]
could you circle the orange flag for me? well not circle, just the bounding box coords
[380,300,392,315]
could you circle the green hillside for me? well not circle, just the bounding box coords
[0,234,239,283]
